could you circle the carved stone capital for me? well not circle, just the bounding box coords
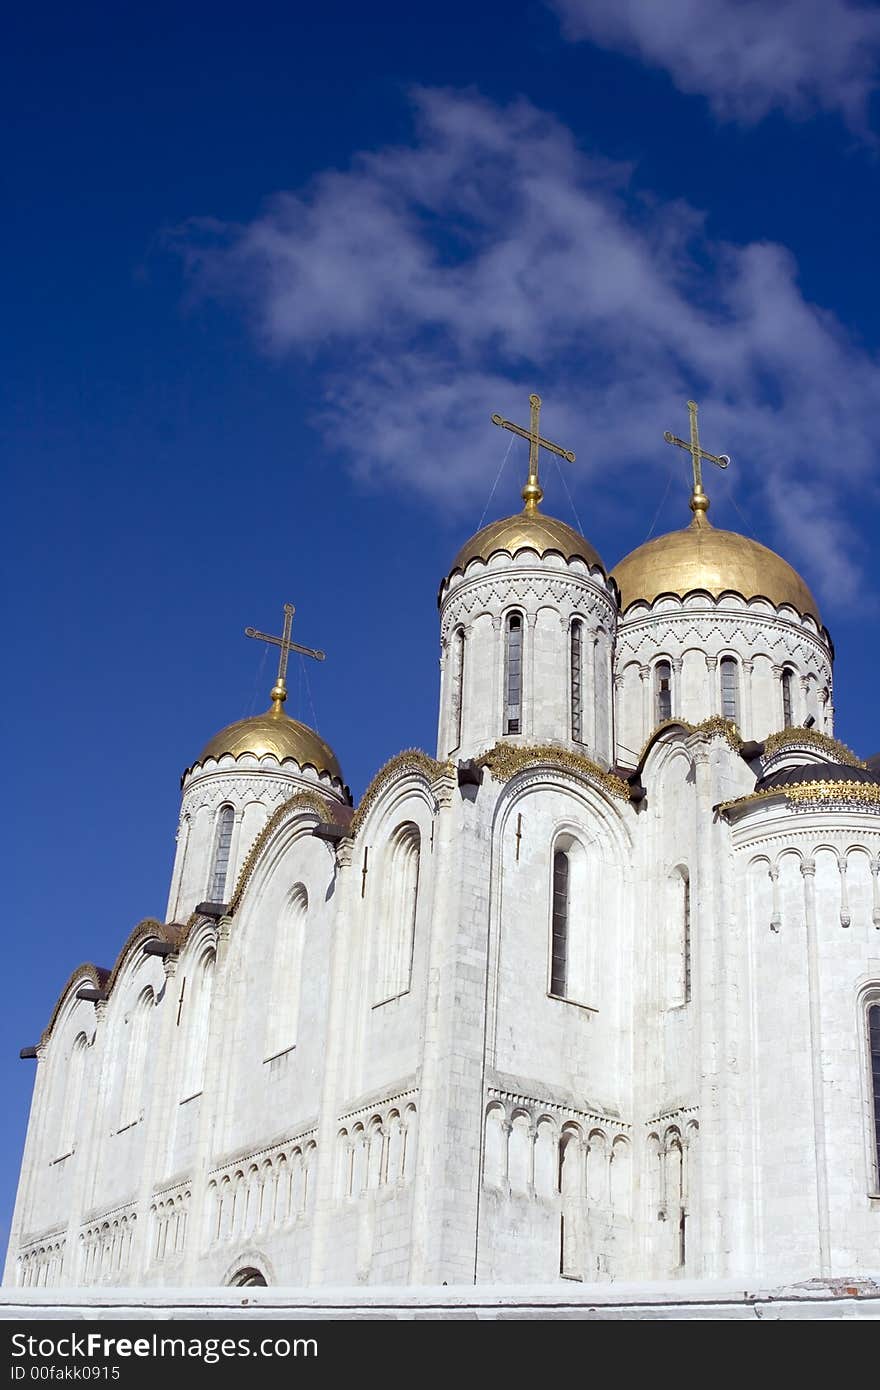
[800,859,816,879]
[335,838,355,869]
[430,773,457,809]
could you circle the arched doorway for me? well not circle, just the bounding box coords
[229,1267,267,1287]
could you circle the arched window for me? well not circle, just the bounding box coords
[655,661,672,722]
[120,988,154,1128]
[450,628,466,750]
[265,884,308,1059]
[720,656,739,723]
[504,613,523,735]
[781,668,795,727]
[667,867,692,1007]
[868,1002,880,1190]
[570,620,583,743]
[58,1032,88,1157]
[375,825,420,1004]
[209,805,235,902]
[550,850,570,999]
[181,949,215,1098]
[229,1267,267,1287]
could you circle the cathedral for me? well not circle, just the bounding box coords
[7,396,880,1295]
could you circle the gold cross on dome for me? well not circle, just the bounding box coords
[245,603,325,710]
[664,400,730,517]
[491,393,576,512]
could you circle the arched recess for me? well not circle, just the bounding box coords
[265,882,309,1059]
[180,943,216,1100]
[222,1250,274,1287]
[549,832,591,1005]
[486,770,632,1066]
[119,986,156,1129]
[57,1031,89,1158]
[373,823,421,1005]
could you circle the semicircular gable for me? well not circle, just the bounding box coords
[349,750,452,840]
[41,963,110,1045]
[104,918,175,996]
[634,716,742,776]
[492,768,633,862]
[478,740,631,805]
[227,789,343,915]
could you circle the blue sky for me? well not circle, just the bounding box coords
[3,0,880,1247]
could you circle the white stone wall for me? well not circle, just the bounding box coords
[8,723,880,1293]
[168,756,347,922]
[731,803,880,1278]
[614,593,833,764]
[437,551,617,767]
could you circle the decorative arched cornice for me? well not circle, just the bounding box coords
[719,781,880,817]
[763,727,864,768]
[103,919,174,995]
[227,790,338,915]
[39,917,189,1044]
[476,741,630,801]
[40,963,111,1045]
[349,750,453,839]
[633,716,742,775]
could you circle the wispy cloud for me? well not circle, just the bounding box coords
[551,0,880,129]
[176,88,879,601]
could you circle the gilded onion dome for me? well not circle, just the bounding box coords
[448,392,604,578]
[188,682,343,783]
[611,509,820,623]
[451,508,604,576]
[613,398,821,623]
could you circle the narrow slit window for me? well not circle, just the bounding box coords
[209,806,234,902]
[550,850,569,998]
[505,614,523,735]
[451,628,465,749]
[720,657,739,723]
[870,1003,880,1187]
[655,661,672,722]
[683,869,692,1004]
[570,621,583,743]
[781,668,794,727]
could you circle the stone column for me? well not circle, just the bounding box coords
[308,836,358,1284]
[491,615,503,742]
[741,659,754,739]
[130,949,184,1279]
[704,655,718,718]
[639,664,651,742]
[166,814,191,922]
[182,918,232,1281]
[801,858,830,1275]
[2,1043,53,1285]
[436,634,449,758]
[524,611,537,739]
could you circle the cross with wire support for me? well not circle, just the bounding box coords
[491,393,576,512]
[245,603,325,711]
[663,400,730,517]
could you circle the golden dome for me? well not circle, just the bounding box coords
[451,507,604,575]
[612,510,820,622]
[193,702,343,782]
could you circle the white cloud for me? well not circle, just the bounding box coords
[551,0,880,128]
[178,88,880,602]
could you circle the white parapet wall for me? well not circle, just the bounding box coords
[3,1278,880,1321]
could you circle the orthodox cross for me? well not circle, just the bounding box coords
[361,847,369,899]
[245,602,326,709]
[491,393,576,512]
[515,813,523,863]
[175,978,186,1027]
[663,400,730,517]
